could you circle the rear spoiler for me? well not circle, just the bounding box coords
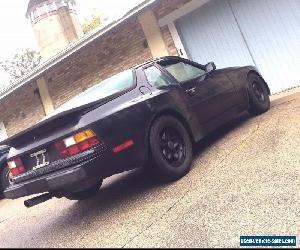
[1,109,83,148]
[1,93,121,148]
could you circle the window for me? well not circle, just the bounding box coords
[55,69,134,113]
[161,61,206,83]
[68,1,76,11]
[144,66,173,88]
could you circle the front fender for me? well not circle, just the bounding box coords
[224,66,270,111]
[245,66,271,95]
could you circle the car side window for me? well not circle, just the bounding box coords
[161,61,206,83]
[144,66,173,87]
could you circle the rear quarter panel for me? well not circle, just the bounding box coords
[77,86,199,172]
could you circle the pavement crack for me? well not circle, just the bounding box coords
[121,182,193,248]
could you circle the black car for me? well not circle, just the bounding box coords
[0,145,10,197]
[3,56,270,207]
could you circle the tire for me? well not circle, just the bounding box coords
[65,180,103,201]
[148,115,193,182]
[247,73,270,115]
[1,166,11,198]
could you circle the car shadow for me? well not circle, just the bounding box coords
[59,112,252,220]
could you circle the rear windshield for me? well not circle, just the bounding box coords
[55,69,134,113]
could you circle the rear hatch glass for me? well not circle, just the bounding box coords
[53,69,134,115]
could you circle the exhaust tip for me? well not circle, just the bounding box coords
[24,193,54,208]
[24,200,31,208]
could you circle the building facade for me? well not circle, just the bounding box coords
[0,0,299,141]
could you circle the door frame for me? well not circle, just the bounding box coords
[158,0,211,59]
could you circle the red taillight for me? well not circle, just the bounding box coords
[67,145,80,155]
[78,141,91,151]
[78,137,100,151]
[7,158,25,177]
[10,168,19,176]
[55,129,101,159]
[87,137,100,147]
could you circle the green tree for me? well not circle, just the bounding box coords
[82,16,102,34]
[0,49,41,83]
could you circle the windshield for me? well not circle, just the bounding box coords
[54,69,134,114]
[162,61,206,83]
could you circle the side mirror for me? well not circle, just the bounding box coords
[205,62,216,73]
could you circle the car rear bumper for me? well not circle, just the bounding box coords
[4,156,101,199]
[4,141,141,199]
[12,144,107,185]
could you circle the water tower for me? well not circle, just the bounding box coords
[26,0,83,59]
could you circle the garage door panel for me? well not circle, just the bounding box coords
[230,0,300,93]
[175,0,254,69]
[176,0,300,93]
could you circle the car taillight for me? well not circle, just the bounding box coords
[7,158,25,177]
[55,129,101,159]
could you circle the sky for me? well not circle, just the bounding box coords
[0,0,145,85]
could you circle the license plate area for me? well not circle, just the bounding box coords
[30,149,50,170]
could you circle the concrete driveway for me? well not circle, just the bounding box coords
[0,91,299,248]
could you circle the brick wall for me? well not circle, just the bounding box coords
[153,0,191,20]
[46,18,153,109]
[0,82,45,137]
[153,0,191,56]
[161,25,178,56]
[0,0,191,137]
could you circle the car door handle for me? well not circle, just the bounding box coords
[186,87,196,94]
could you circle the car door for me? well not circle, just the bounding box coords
[157,58,237,124]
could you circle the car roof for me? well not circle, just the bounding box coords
[133,56,183,69]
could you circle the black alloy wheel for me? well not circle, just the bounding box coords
[160,127,186,168]
[149,116,193,181]
[252,81,266,103]
[247,73,270,115]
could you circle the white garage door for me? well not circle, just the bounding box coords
[176,0,300,93]
[175,0,255,69]
[230,0,300,93]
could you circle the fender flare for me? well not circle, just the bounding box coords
[246,67,271,95]
[144,108,198,162]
